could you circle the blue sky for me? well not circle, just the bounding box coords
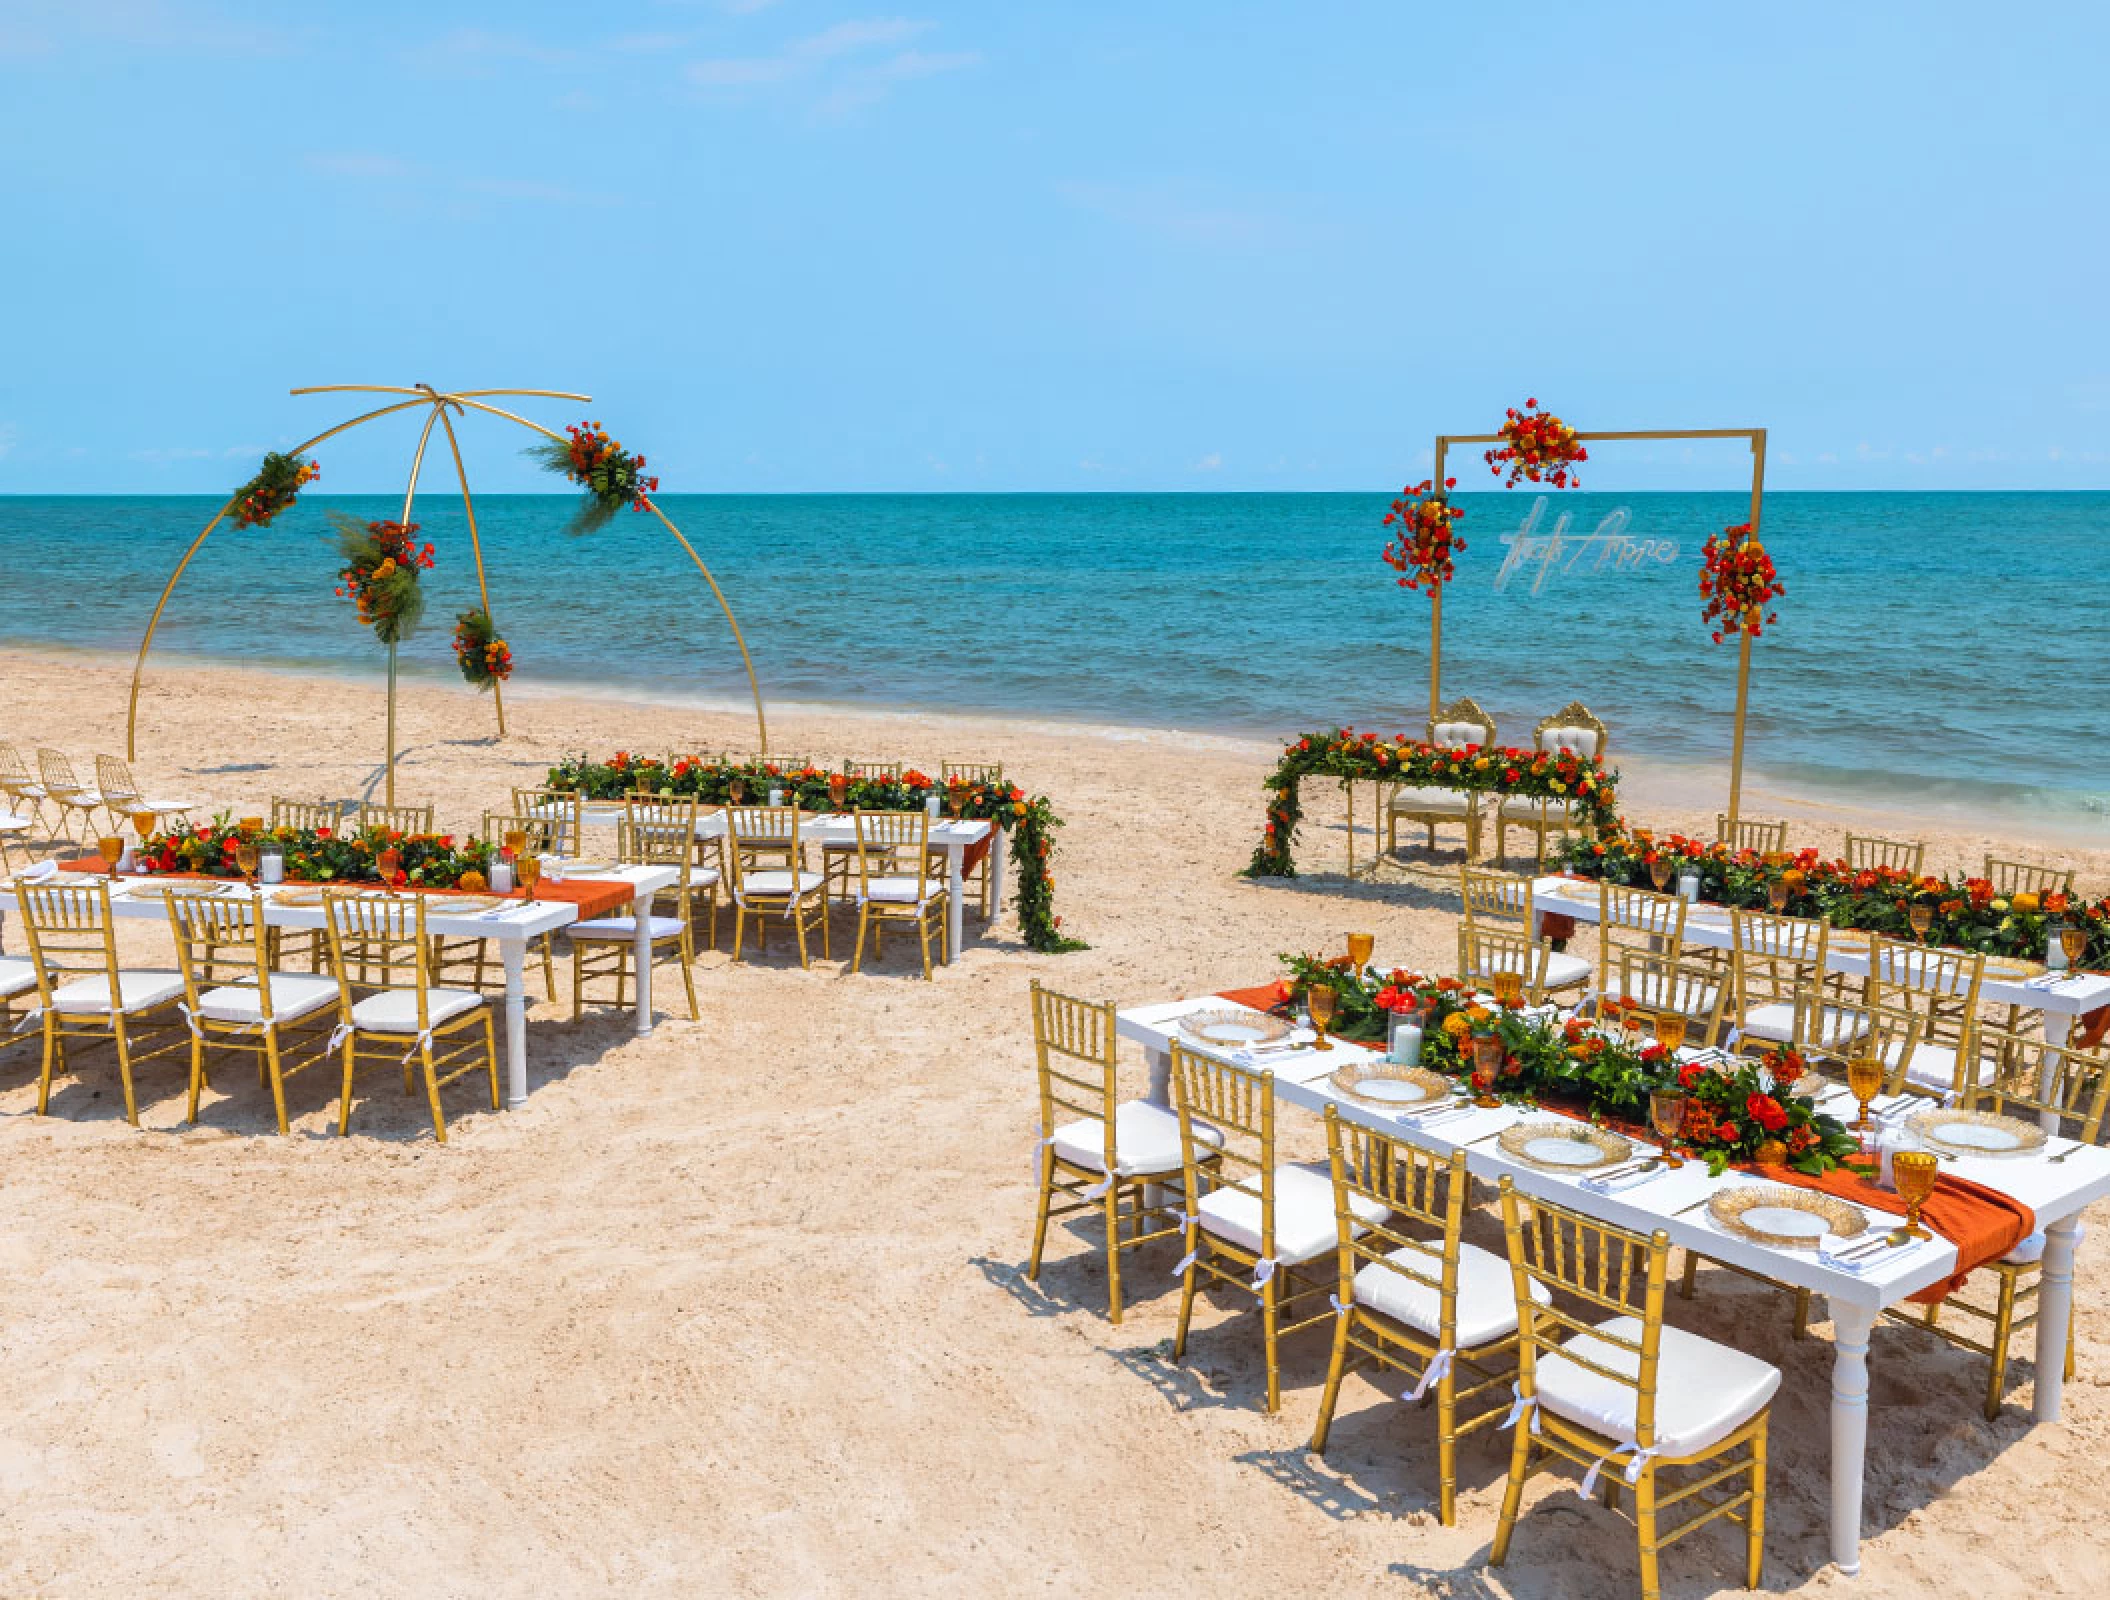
[1,1,2105,493]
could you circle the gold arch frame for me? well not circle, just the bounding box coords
[126,383,769,802]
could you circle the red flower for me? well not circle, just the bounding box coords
[1746,1093,1789,1132]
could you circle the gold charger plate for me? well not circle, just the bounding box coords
[1177,1008,1292,1048]
[271,885,334,907]
[1906,1107,2047,1159]
[1708,1185,1868,1249]
[1983,955,2046,981]
[126,879,234,898]
[558,861,615,877]
[1498,1119,1633,1172]
[1826,927,1871,950]
[431,893,505,914]
[1326,1062,1453,1110]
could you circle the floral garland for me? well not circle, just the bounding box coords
[331,515,434,645]
[544,753,1083,954]
[137,815,496,890]
[1269,957,1857,1173]
[1485,399,1587,489]
[1698,523,1783,642]
[453,608,513,690]
[1556,828,2108,969]
[230,452,320,529]
[1379,478,1466,593]
[1246,726,1620,878]
[527,420,660,536]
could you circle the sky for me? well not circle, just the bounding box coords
[1,0,2105,494]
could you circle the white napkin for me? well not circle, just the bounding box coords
[1819,1235,1922,1274]
[19,859,57,883]
[1582,1159,1669,1194]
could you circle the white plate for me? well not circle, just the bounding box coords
[1737,1205,1832,1241]
[1352,1077,1435,1104]
[1523,1136,1608,1167]
[1934,1122,2026,1152]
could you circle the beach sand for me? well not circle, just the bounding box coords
[0,646,2104,1598]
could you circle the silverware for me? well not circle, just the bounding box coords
[2049,1140,2088,1165]
[1834,1228,1914,1263]
[1464,1127,1509,1147]
[1673,1194,1716,1216]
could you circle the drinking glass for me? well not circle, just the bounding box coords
[1892,1150,1939,1240]
[2061,925,2090,968]
[1648,857,1672,893]
[1491,968,1523,1007]
[1307,983,1337,1052]
[503,829,527,861]
[234,841,261,888]
[1471,1033,1505,1106]
[516,853,543,904]
[131,810,157,842]
[1648,1086,1688,1167]
[1346,932,1374,971]
[1908,903,1933,943]
[97,834,125,878]
[239,815,263,836]
[828,773,849,812]
[1651,1010,1689,1055]
[729,778,748,806]
[1846,1055,1884,1133]
[1767,877,1790,912]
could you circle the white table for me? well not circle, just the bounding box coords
[0,865,677,1113]
[1117,992,2110,1578]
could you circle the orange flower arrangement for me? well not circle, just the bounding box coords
[1698,523,1784,642]
[1485,399,1586,489]
[1379,478,1466,593]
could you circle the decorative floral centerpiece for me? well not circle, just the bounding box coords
[138,815,495,890]
[331,515,434,644]
[528,420,660,535]
[1379,478,1466,593]
[452,607,513,690]
[1698,522,1784,642]
[1670,1047,1860,1176]
[230,452,320,529]
[1485,399,1587,489]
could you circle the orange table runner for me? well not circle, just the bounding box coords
[63,859,636,924]
[1213,978,2032,1301]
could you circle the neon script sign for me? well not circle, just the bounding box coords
[1492,496,1679,595]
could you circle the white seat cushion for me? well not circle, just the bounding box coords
[50,969,184,1015]
[1880,1039,1960,1094]
[349,987,484,1034]
[741,870,824,898]
[1605,972,1720,1018]
[690,866,722,887]
[1739,1001,1867,1047]
[0,957,37,998]
[1536,1315,1780,1459]
[1390,786,1472,815]
[0,814,29,834]
[196,974,339,1026]
[1541,726,1600,758]
[1050,1100,1223,1178]
[863,875,940,905]
[1542,952,1592,990]
[570,914,687,942]
[1197,1161,1389,1267]
[2003,1221,2086,1266]
[1354,1239,1550,1348]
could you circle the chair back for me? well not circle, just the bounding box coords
[619,797,699,897]
[1596,883,1689,989]
[1533,700,1607,762]
[272,797,344,834]
[942,760,1004,785]
[1983,855,2076,899]
[37,748,84,795]
[358,801,435,836]
[853,808,933,900]
[1730,908,1832,1022]
[95,755,142,808]
[1456,923,1552,1003]
[482,810,563,855]
[1611,946,1727,1039]
[510,788,583,855]
[1170,1043,1278,1256]
[1867,932,1984,1038]
[1715,814,1788,854]
[1787,987,1923,1079]
[1428,696,1495,749]
[846,760,904,782]
[165,892,274,1013]
[1459,865,1532,930]
[0,742,30,789]
[1844,833,1926,876]
[1030,981,1120,1174]
[1499,1180,1672,1451]
[723,805,804,896]
[14,881,120,996]
[322,892,436,1026]
[1963,1023,2110,1141]
[1326,1108,1471,1343]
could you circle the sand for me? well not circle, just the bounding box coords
[0,646,2104,1598]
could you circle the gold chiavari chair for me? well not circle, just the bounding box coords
[1843,832,1926,877]
[1867,932,1986,1100]
[845,759,903,782]
[1456,923,1556,1006]
[1460,866,1592,994]
[847,809,950,978]
[95,754,194,832]
[35,748,105,839]
[511,788,584,857]
[0,742,50,832]
[322,891,498,1143]
[16,880,187,1126]
[1609,947,1729,1048]
[1026,982,1220,1324]
[941,759,1003,786]
[1593,883,1692,1007]
[1170,1043,1388,1413]
[723,805,829,967]
[1983,855,2076,900]
[1727,907,1837,1054]
[357,800,435,837]
[1893,1022,2110,1417]
[569,803,703,1021]
[940,762,1005,920]
[1492,1180,1776,1600]
[1386,696,1496,861]
[271,796,345,834]
[1311,1111,1539,1525]
[166,892,338,1135]
[1715,814,1788,855]
[1494,701,1608,868]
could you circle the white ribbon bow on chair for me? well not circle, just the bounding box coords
[1250,1257,1277,1290]
[10,1006,43,1034]
[327,1022,353,1053]
[1172,1214,1202,1276]
[399,1028,436,1065]
[1408,1348,1455,1402]
[1500,1384,1541,1434]
[1581,1443,1662,1498]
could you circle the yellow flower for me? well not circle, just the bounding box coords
[2012,892,2040,914]
[1474,756,1490,770]
[1442,1014,1471,1039]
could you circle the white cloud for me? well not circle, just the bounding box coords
[686,17,974,112]
[1194,452,1223,472]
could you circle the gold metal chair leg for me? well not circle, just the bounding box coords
[852,906,869,974]
[1172,1245,1200,1361]
[1985,1272,2019,1421]
[1792,1286,1812,1339]
[1309,1310,1349,1453]
[1636,1465,1662,1600]
[1680,1249,1701,1300]
[186,1032,205,1124]
[1489,1407,1531,1566]
[1103,1186,1125,1324]
[337,1036,357,1136]
[1436,1372,1459,1526]
[264,1030,290,1136]
[1026,1154,1055,1281]
[679,929,699,1020]
[1261,1272,1282,1414]
[483,1013,499,1110]
[112,1013,139,1127]
[421,1041,447,1144]
[1748,1421,1768,1589]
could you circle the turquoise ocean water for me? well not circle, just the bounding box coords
[2,491,2104,834]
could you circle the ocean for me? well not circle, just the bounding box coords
[4,490,2105,835]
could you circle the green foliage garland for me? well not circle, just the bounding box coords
[453,607,513,690]
[526,420,660,536]
[330,514,433,646]
[230,451,319,529]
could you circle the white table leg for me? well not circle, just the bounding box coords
[500,941,529,1110]
[945,846,965,964]
[1827,1299,1875,1576]
[633,912,655,1035]
[1145,1046,1172,1109]
[988,830,1006,917]
[2038,1011,2074,1134]
[2035,1216,2080,1422]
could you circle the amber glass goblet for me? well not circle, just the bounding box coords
[1307,983,1337,1052]
[1491,968,1523,1008]
[1651,1010,1689,1055]
[98,834,126,878]
[1648,1086,1688,1168]
[1471,1033,1505,1106]
[2061,925,2089,968]
[516,853,542,904]
[1846,1055,1883,1133]
[1346,932,1374,971]
[1892,1150,1939,1240]
[131,810,157,842]
[1908,903,1933,943]
[234,841,261,888]
[1767,877,1790,912]
[1648,857,1672,893]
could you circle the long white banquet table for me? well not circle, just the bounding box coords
[549,802,999,965]
[0,864,678,1112]
[1116,993,2110,1579]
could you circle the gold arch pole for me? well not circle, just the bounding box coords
[1426,424,1768,828]
[433,402,506,740]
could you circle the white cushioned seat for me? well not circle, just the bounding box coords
[569,914,687,942]
[1604,972,1720,1017]
[1541,726,1600,758]
[1432,722,1490,747]
[862,875,940,905]
[1197,1161,1389,1267]
[1536,1315,1780,1459]
[1390,786,1473,815]
[1050,1100,1224,1177]
[1880,1040,1961,1094]
[197,975,338,1026]
[1464,948,1591,992]
[1354,1240,1550,1348]
[2003,1220,2086,1266]
[1738,1001,1867,1047]
[740,870,824,897]
[51,969,184,1015]
[0,957,38,998]
[349,987,484,1034]
[0,813,29,833]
